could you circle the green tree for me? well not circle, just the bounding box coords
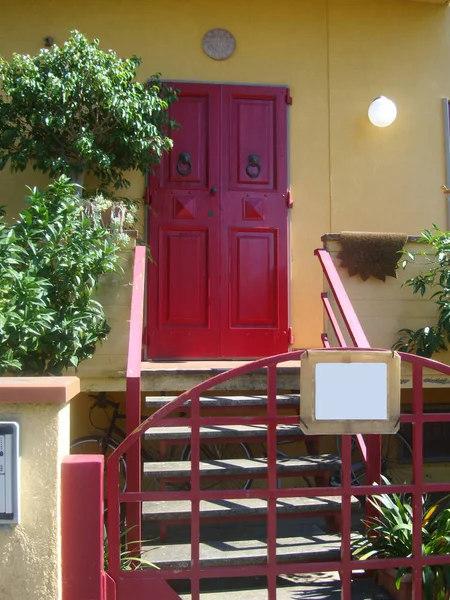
[0,31,177,190]
[0,176,124,375]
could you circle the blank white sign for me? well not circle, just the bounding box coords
[315,362,388,420]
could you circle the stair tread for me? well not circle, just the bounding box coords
[143,454,341,477]
[145,394,300,408]
[145,423,302,440]
[142,532,343,568]
[142,495,358,520]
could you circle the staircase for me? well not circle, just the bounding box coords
[133,384,361,598]
[108,246,369,599]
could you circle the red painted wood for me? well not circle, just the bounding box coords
[148,83,221,358]
[62,455,105,600]
[221,86,289,357]
[147,83,289,358]
[115,578,181,600]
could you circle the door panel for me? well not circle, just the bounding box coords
[147,84,220,358]
[165,95,210,187]
[147,83,288,359]
[220,86,288,356]
[159,228,209,326]
[229,229,278,327]
[230,97,275,189]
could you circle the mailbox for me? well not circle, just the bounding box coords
[0,422,20,525]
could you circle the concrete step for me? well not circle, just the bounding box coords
[142,495,358,521]
[139,360,300,393]
[143,454,341,479]
[142,532,342,569]
[145,393,300,409]
[144,423,303,443]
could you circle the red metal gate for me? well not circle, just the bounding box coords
[105,349,450,600]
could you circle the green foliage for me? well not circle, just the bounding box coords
[0,30,177,190]
[393,226,450,358]
[103,525,159,571]
[353,488,450,600]
[0,176,123,375]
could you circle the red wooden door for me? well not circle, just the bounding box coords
[147,84,221,358]
[220,86,289,356]
[147,83,289,359]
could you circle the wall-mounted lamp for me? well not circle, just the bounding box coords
[368,96,397,128]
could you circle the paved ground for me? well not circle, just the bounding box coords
[178,572,390,599]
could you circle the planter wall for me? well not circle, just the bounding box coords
[67,235,136,392]
[378,568,450,600]
[378,569,412,600]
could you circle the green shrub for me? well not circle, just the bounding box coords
[394,226,450,357]
[353,488,450,600]
[0,176,123,375]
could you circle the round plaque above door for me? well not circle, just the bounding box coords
[202,29,236,60]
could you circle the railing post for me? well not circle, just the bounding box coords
[125,246,146,546]
[62,455,106,600]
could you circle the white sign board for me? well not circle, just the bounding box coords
[300,350,400,434]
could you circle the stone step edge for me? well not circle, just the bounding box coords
[145,394,300,408]
[142,534,343,569]
[143,454,341,477]
[144,424,303,441]
[142,495,358,520]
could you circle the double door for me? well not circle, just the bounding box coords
[147,83,289,359]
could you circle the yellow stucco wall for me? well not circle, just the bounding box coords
[1,0,449,358]
[0,379,79,600]
[324,238,441,350]
[65,239,136,391]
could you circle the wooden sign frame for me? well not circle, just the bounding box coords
[300,349,401,435]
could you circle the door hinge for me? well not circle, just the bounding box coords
[285,189,293,208]
[288,327,294,345]
[285,89,293,105]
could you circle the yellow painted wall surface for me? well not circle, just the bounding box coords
[0,401,71,600]
[66,239,136,391]
[324,239,441,348]
[1,0,450,363]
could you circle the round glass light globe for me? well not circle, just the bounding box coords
[368,96,397,127]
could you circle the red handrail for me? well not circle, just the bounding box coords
[315,248,371,474]
[125,245,147,543]
[315,248,369,348]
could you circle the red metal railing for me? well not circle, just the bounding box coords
[315,247,375,480]
[125,245,147,544]
[107,350,450,600]
[315,248,369,348]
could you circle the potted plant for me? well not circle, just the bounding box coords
[353,488,450,600]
